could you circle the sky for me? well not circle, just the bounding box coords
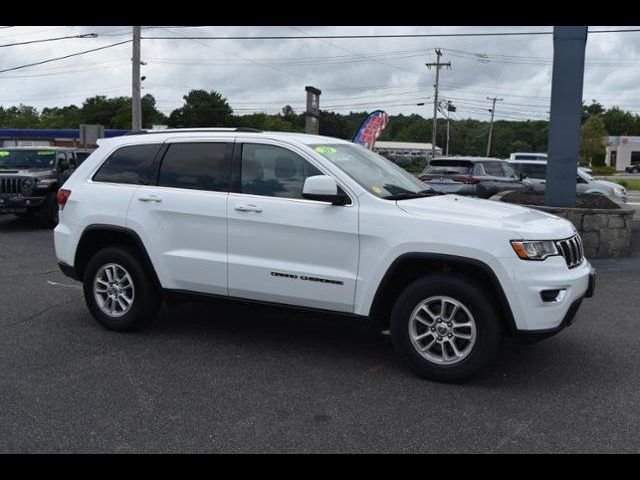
[1,25,640,123]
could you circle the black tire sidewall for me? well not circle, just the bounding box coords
[37,194,58,229]
[83,246,160,332]
[391,274,502,382]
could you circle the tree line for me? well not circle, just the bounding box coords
[0,90,632,161]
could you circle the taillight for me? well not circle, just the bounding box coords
[419,175,432,182]
[453,177,480,185]
[57,189,71,209]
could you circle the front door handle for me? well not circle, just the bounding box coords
[138,195,162,203]
[235,203,262,213]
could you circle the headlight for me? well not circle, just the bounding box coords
[610,187,625,196]
[35,179,55,190]
[511,240,559,261]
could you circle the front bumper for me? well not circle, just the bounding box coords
[0,194,47,213]
[500,255,595,333]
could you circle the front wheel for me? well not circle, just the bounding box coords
[391,274,502,382]
[83,246,161,332]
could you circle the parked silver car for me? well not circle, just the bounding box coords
[509,160,628,203]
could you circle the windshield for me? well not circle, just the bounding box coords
[579,169,594,181]
[309,143,431,199]
[0,149,57,169]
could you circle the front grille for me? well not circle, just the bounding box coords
[0,177,24,195]
[556,235,584,269]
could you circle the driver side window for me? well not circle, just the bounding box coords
[240,144,322,199]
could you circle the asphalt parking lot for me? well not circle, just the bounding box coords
[1,215,639,453]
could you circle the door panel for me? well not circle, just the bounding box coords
[227,142,359,313]
[126,141,232,295]
[227,194,359,312]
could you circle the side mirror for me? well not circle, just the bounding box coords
[302,175,349,205]
[518,172,526,181]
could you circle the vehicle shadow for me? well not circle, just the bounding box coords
[150,298,397,367]
[143,298,603,388]
[0,215,43,232]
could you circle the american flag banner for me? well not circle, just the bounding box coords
[352,110,390,150]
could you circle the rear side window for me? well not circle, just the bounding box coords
[158,142,231,192]
[93,144,161,185]
[477,161,504,177]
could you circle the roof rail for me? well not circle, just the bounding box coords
[123,127,262,136]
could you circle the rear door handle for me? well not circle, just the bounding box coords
[234,203,262,213]
[138,195,162,203]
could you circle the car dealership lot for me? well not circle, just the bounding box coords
[1,215,639,453]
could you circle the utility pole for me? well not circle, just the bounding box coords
[439,100,456,156]
[486,96,503,156]
[132,26,142,132]
[426,49,451,160]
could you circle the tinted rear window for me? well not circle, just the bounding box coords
[158,142,231,192]
[93,144,161,185]
[426,161,472,175]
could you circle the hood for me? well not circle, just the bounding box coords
[396,194,576,239]
[593,179,624,191]
[0,168,55,180]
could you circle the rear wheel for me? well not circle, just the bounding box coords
[37,194,58,229]
[83,246,161,332]
[391,273,502,382]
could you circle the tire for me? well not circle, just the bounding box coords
[83,246,161,332]
[390,273,502,382]
[37,194,59,229]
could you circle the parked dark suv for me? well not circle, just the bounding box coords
[0,147,77,227]
[418,156,531,198]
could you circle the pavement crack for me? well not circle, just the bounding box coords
[0,300,72,329]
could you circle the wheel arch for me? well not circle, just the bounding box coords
[369,253,517,335]
[74,224,161,289]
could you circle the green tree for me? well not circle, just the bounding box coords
[581,100,605,123]
[318,110,352,139]
[0,105,40,128]
[580,116,608,166]
[167,90,233,128]
[601,106,639,136]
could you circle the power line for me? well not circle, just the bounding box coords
[141,28,640,41]
[0,40,131,74]
[142,30,554,40]
[0,33,98,48]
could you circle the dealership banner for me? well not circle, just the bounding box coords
[352,110,390,150]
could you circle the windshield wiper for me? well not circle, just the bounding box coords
[383,189,441,200]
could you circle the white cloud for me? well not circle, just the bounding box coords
[0,25,639,121]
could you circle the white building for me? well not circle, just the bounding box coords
[373,141,442,165]
[605,136,640,171]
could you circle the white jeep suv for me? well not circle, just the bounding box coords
[54,128,595,381]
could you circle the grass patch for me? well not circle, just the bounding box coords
[612,179,640,191]
[590,165,618,175]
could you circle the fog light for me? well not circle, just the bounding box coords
[540,289,566,303]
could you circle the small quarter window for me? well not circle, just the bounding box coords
[94,144,161,185]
